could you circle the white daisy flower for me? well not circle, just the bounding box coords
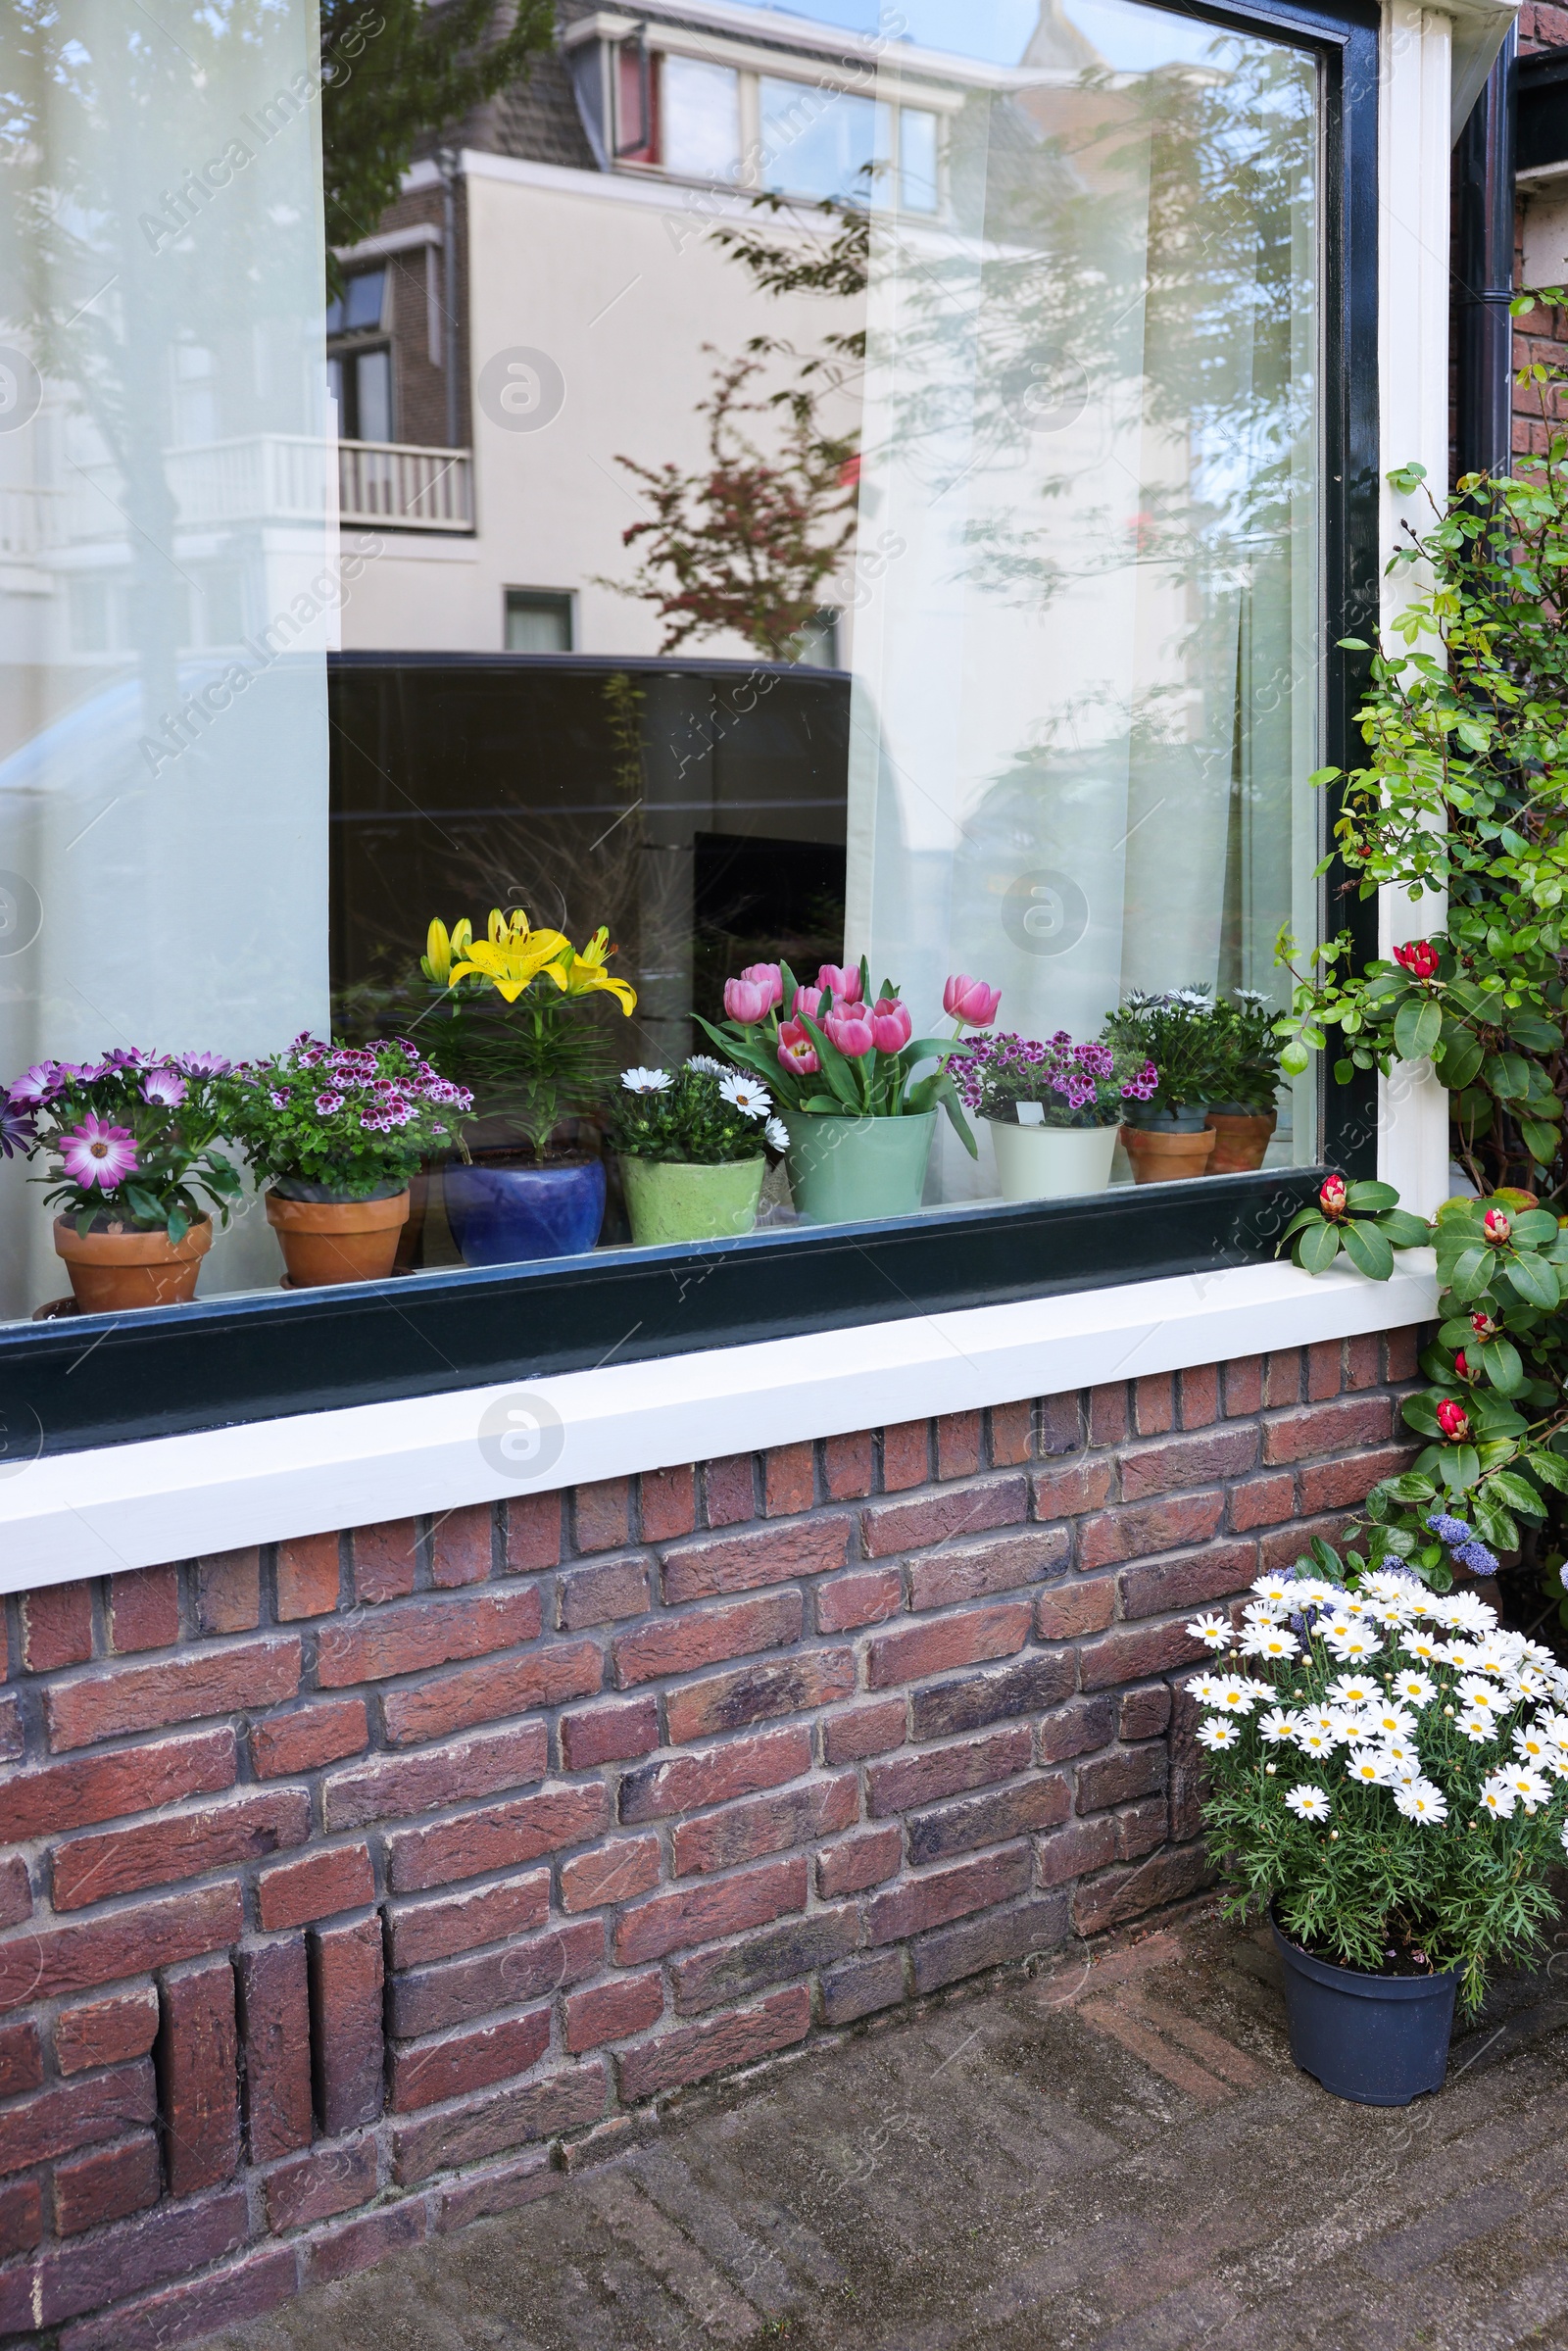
[1444,1592,1499,1635]
[1346,1744,1396,1788]
[1364,1596,1413,1630]
[1250,1573,1298,1610]
[1337,1592,1379,1621]
[1480,1773,1517,1820]
[1328,1706,1372,1743]
[1381,1736,1420,1775]
[1289,1579,1339,1609]
[621,1066,671,1094]
[1561,1819,1568,1855]
[1457,1713,1494,1745]
[1210,1675,1265,1714]
[1327,1675,1382,1712]
[1395,1780,1448,1825]
[1187,1672,1227,1707]
[1297,1705,1342,1741]
[1391,1671,1437,1709]
[1322,1624,1382,1664]
[1403,1632,1445,1666]
[1511,1665,1552,1701]
[1469,1641,1519,1680]
[1457,1677,1506,1718]
[718,1071,772,1119]
[1258,1708,1300,1745]
[1187,1611,1235,1651]
[1239,1624,1301,1662]
[1242,1598,1288,1627]
[1364,1569,1418,1601]
[764,1116,789,1153]
[1363,1700,1416,1743]
[1512,1724,1552,1767]
[686,1054,727,1075]
[1441,1641,1483,1674]
[1504,1766,1551,1812]
[1196,1718,1242,1751]
[1293,1725,1337,1760]
[1285,1785,1330,1822]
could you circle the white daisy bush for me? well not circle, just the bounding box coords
[1190,1564,1568,2007]
[607,1060,786,1170]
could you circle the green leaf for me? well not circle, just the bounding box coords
[1484,1468,1544,1517]
[1341,1219,1395,1280]
[1510,1209,1560,1248]
[1469,1494,1519,1549]
[1401,1394,1446,1438]
[1437,1029,1484,1089]
[795,1012,861,1113]
[1519,1119,1560,1167]
[1380,1209,1435,1249]
[1506,1012,1563,1051]
[1345,1180,1399,1211]
[1487,1051,1533,1099]
[1447,1245,1494,1300]
[1388,1472,1438,1504]
[1438,1444,1481,1493]
[1476,1336,1524,1392]
[165,1206,190,1248]
[1295,1219,1343,1274]
[1527,1448,1568,1494]
[1505,1251,1561,1310]
[1393,998,1443,1059]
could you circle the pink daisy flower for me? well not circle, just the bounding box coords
[60,1114,138,1192]
[142,1066,187,1107]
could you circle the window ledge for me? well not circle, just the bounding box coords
[0,1255,1437,1592]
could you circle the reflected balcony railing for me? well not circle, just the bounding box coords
[54,435,475,544]
[337,439,473,533]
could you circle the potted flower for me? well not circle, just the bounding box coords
[610,1057,786,1244]
[1201,989,1286,1171]
[697,960,994,1224]
[1102,988,1226,1182]
[950,1029,1158,1201]
[419,908,636,1265]
[226,1037,471,1288]
[7,1052,242,1312]
[1186,1548,1568,2105]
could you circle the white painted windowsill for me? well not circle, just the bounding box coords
[0,1255,1438,1592]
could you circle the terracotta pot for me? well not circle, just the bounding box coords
[1119,1124,1217,1185]
[53,1214,212,1313]
[1204,1108,1278,1174]
[265,1190,409,1288]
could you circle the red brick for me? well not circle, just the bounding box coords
[862,1476,1030,1558]
[0,2180,40,2262]
[1118,1424,1258,1501]
[880,1421,930,1491]
[1229,1473,1296,1531]
[1262,1395,1393,1464]
[55,1985,159,2078]
[1260,1512,1356,1573]
[816,1567,902,1632]
[824,1430,874,1498]
[316,1586,540,1689]
[1079,1619,1198,1691]
[616,1986,810,2102]
[1038,1694,1116,1764]
[311,1916,383,2134]
[307,2199,427,2285]
[909,1773,1070,1864]
[821,1698,906,1765]
[703,1455,755,1527]
[1119,1541,1255,1621]
[1346,1333,1381,1391]
[560,1834,662,1912]
[1264,1348,1302,1406]
[614,1854,807,1965]
[431,1501,493,1588]
[665,1649,856,1744]
[1035,1579,1115,1641]
[1071,1842,1209,1935]
[258,1840,374,1932]
[54,2134,161,2234]
[817,1825,902,1897]
[265,2136,378,2232]
[387,1867,551,1970]
[564,1971,663,2054]
[661,1515,850,1604]
[1385,1327,1420,1382]
[910,1651,1073,1739]
[988,1399,1032,1465]
[619,1726,811,1823]
[20,1581,93,1672]
[385,1781,608,1895]
[389,1919,604,2038]
[865,1845,1030,1943]
[1306,1339,1343,1401]
[575,1477,631,1552]
[350,1516,417,1603]
[274,1531,340,1620]
[434,2147,563,2230]
[1134,1375,1174,1436]
[612,1590,803,1689]
[381,1640,600,1747]
[0,1882,242,2016]
[1031,1458,1114,1520]
[560,1694,660,1772]
[1116,1797,1168,1859]
[640,1463,697,1543]
[0,2060,154,2172]
[936,1411,982,1480]
[672,1776,857,1877]
[907,1528,1067,1611]
[504,1489,562,1573]
[865,1601,1031,1690]
[0,1694,20,1766]
[1179,1364,1218,1429]
[389,2059,608,2184]
[868,1724,1033,1815]
[558,1554,648,1629]
[158,1958,239,2193]
[1297,1444,1413,1514]
[107,1566,179,1654]
[195,1550,261,1636]
[1076,1744,1166,1813]
[0,2019,40,2098]
[1119,1685,1172,1740]
[1035,1815,1117,1886]
[1222,1355,1262,1415]
[1040,1393,1083,1454]
[251,1697,368,1779]
[764,1443,815,1516]
[1079,1492,1226,1570]
[37,2182,248,2331]
[54,2239,294,2350]
[0,1857,27,1931]
[238,1937,312,2162]
[50,1787,309,1912]
[1088,1383,1127,1445]
[323,1720,548,1833]
[44,1639,300,1753]
[390,2008,551,2112]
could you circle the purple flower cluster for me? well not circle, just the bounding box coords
[953,1029,1159,1124]
[258,1037,471,1134]
[8,1046,232,1118]
[1426,1510,1499,1579]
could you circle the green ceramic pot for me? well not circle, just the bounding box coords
[782,1109,937,1224]
[619,1154,765,1245]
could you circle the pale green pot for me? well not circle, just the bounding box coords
[619,1154,765,1245]
[782,1108,936,1225]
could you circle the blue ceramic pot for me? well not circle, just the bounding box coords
[1272,1918,1458,2105]
[443,1157,606,1266]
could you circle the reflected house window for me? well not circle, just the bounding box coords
[760,76,887,203]
[505,590,574,653]
[661,56,742,179]
[327,267,392,442]
[899,108,940,211]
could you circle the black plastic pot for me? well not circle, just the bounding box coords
[1272,1920,1459,2105]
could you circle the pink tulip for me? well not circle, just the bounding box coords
[943,974,1002,1027]
[824,1007,875,1058]
[739,961,784,1009]
[723,975,773,1025]
[778,1019,819,1075]
[792,984,823,1020]
[870,996,911,1052]
[817,962,863,1004]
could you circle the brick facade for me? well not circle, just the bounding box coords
[0,1336,1417,2347]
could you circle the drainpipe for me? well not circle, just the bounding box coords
[1453,24,1517,484]
[436,146,462,452]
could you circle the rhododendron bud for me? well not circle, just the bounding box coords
[792,984,823,1020]
[943,974,1003,1027]
[1484,1205,1511,1246]
[816,962,863,1004]
[1470,1310,1495,1339]
[1319,1174,1347,1219]
[777,1019,818,1075]
[738,961,783,1009]
[824,1007,875,1057]
[869,996,912,1052]
[723,975,773,1025]
[1436,1398,1471,1442]
[1453,1349,1470,1380]
[1393,939,1441,981]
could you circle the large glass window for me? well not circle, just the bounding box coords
[0,0,1327,1336]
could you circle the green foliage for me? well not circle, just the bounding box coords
[608,1062,775,1166]
[226,1039,468,1199]
[1102,988,1231,1117]
[421,986,614,1161]
[1278,1178,1432,1279]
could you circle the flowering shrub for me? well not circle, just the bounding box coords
[1279,1171,1432,1277]
[1190,1566,1568,2005]
[1205,988,1287,1114]
[1101,988,1227,1117]
[609,1058,786,1164]
[951,1030,1156,1129]
[8,1052,242,1244]
[226,1037,471,1200]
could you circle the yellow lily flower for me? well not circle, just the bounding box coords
[449,908,570,1003]
[420,915,472,986]
[559,926,638,1015]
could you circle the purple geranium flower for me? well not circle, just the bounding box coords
[315,1092,344,1116]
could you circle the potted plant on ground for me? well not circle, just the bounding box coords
[950,1029,1158,1201]
[610,1057,786,1243]
[226,1037,471,1287]
[1202,988,1286,1171]
[7,1052,242,1312]
[697,959,993,1223]
[1186,1544,1568,2105]
[1102,988,1225,1182]
[420,908,638,1265]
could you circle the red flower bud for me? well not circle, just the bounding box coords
[1469,1310,1494,1338]
[1453,1349,1470,1380]
[1483,1206,1512,1246]
[1393,939,1441,981]
[1319,1175,1347,1220]
[1436,1397,1471,1442]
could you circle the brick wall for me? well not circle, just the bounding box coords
[0,1334,1417,2347]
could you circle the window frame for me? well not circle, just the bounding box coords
[0,0,1382,1465]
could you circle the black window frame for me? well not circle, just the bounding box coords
[0,0,1382,1463]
